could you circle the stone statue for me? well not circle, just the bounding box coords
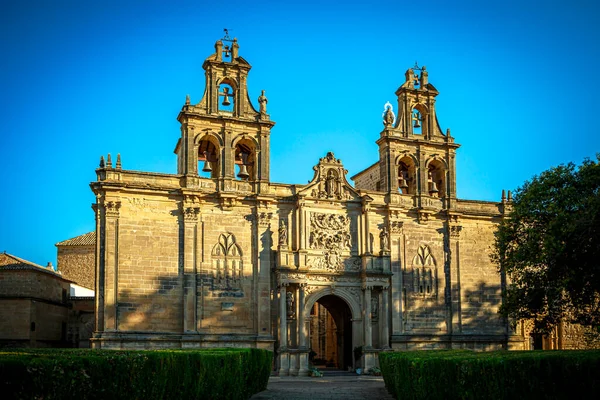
[371,295,379,320]
[286,291,295,318]
[325,170,336,197]
[380,227,390,252]
[383,102,395,127]
[258,90,267,115]
[278,220,287,247]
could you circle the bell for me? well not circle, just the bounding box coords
[222,94,231,106]
[398,175,408,190]
[202,152,212,172]
[429,181,439,195]
[237,164,249,179]
[222,87,231,106]
[414,118,421,128]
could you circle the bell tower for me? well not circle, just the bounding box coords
[376,64,460,208]
[175,31,275,192]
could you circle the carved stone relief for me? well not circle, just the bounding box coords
[307,212,354,272]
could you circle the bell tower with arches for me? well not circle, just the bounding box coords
[374,64,460,208]
[174,30,275,192]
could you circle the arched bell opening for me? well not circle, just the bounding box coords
[397,156,417,195]
[218,79,236,114]
[234,138,256,181]
[197,136,220,179]
[427,159,446,198]
[309,295,353,371]
[411,104,428,136]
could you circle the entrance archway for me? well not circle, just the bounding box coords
[309,295,353,370]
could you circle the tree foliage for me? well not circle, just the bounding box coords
[492,156,600,333]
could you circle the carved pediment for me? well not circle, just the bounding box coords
[298,152,361,201]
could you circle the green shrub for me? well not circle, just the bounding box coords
[380,350,600,400]
[0,348,272,400]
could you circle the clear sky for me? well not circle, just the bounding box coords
[1,0,599,268]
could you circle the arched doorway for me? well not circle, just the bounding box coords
[309,295,353,370]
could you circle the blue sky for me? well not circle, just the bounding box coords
[1,0,599,267]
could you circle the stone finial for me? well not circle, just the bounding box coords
[502,189,506,201]
[420,66,428,87]
[185,94,190,105]
[405,68,414,87]
[507,190,513,202]
[46,262,53,270]
[446,128,452,137]
[99,155,105,168]
[106,153,113,168]
[116,153,122,170]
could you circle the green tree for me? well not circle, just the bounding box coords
[493,156,600,333]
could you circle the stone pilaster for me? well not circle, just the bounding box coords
[256,208,273,337]
[381,285,390,349]
[103,200,121,332]
[363,284,373,349]
[182,204,200,333]
[279,282,289,376]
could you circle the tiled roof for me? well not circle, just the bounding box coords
[55,231,96,246]
[0,252,68,280]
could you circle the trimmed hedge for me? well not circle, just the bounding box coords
[380,349,600,400]
[0,348,272,400]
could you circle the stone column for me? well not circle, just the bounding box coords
[363,285,373,349]
[279,283,289,376]
[297,283,309,376]
[381,286,390,349]
[298,283,307,348]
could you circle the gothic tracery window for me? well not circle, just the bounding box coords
[411,245,437,298]
[211,233,243,290]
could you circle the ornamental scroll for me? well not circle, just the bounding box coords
[308,212,353,272]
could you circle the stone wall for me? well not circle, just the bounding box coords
[0,270,70,347]
[352,164,380,191]
[57,246,94,289]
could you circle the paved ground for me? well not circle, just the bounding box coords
[249,371,395,400]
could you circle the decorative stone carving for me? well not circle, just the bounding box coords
[390,221,404,234]
[182,206,200,221]
[256,211,273,227]
[307,212,354,271]
[450,225,463,238]
[309,213,351,250]
[104,201,121,218]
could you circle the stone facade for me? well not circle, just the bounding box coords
[90,37,527,373]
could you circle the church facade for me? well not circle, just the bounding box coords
[90,36,526,374]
